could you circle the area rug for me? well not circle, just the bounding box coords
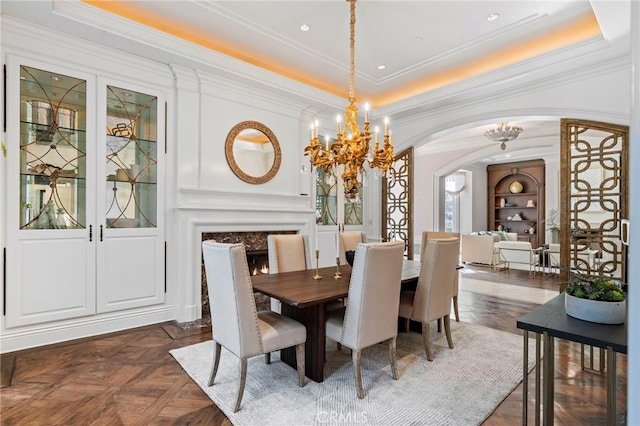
[170,321,534,425]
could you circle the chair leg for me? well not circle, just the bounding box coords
[404,317,410,333]
[264,352,271,364]
[295,343,306,387]
[422,322,434,361]
[437,318,442,333]
[453,295,460,322]
[352,349,365,399]
[337,342,343,351]
[233,358,248,413]
[444,315,454,349]
[388,337,399,380]
[207,341,222,386]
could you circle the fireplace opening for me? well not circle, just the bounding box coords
[247,249,270,276]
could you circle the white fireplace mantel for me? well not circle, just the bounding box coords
[171,189,316,322]
[177,188,312,212]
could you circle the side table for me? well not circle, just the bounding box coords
[517,293,627,425]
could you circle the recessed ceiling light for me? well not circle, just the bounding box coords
[414,36,423,43]
[505,154,511,158]
[377,65,386,70]
[487,13,500,22]
[300,24,310,32]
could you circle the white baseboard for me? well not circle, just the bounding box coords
[0,307,176,354]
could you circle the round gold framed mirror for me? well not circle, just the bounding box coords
[225,121,281,184]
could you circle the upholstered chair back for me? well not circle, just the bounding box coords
[412,238,460,323]
[267,234,308,274]
[420,231,461,321]
[340,241,405,350]
[202,241,262,359]
[339,231,367,264]
[420,231,460,256]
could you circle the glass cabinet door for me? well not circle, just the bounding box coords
[315,167,363,226]
[105,86,157,228]
[19,66,87,230]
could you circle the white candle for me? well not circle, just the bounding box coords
[337,114,341,133]
[325,135,329,151]
[336,230,340,258]
[315,225,319,251]
[310,122,314,139]
[384,117,389,135]
[364,102,369,123]
[314,120,319,139]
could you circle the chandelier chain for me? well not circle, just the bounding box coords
[349,0,356,103]
[304,0,395,199]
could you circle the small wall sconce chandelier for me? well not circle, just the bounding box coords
[304,0,395,199]
[484,122,523,150]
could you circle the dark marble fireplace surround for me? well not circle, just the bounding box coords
[201,231,296,318]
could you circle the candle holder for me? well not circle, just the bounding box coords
[334,256,343,279]
[313,249,322,280]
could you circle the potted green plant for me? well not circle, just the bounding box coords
[564,274,626,324]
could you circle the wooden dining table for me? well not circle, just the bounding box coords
[251,260,421,382]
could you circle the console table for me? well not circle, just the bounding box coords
[516,293,627,425]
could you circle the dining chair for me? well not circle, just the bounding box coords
[202,241,307,412]
[399,237,460,361]
[268,233,344,313]
[267,234,309,312]
[339,230,367,264]
[421,231,461,322]
[325,241,405,399]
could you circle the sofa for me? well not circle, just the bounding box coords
[461,232,518,266]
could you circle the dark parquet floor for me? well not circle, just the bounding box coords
[0,265,627,425]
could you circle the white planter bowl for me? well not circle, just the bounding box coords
[565,293,626,324]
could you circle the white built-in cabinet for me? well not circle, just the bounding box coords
[5,56,165,328]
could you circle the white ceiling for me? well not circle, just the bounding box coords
[1,0,630,165]
[50,0,598,104]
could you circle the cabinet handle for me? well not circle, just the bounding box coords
[89,224,93,242]
[100,225,103,242]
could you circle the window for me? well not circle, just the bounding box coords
[444,172,466,232]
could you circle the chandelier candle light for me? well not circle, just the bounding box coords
[304,0,395,199]
[484,122,523,150]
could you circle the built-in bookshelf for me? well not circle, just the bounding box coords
[487,159,545,248]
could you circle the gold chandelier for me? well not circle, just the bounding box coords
[304,0,395,199]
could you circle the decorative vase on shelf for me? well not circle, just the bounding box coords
[500,198,506,208]
[56,208,67,229]
[23,205,31,226]
[529,226,535,234]
[509,181,523,194]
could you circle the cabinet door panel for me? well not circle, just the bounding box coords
[96,81,164,313]
[6,57,97,328]
[97,235,163,312]
[6,237,95,327]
